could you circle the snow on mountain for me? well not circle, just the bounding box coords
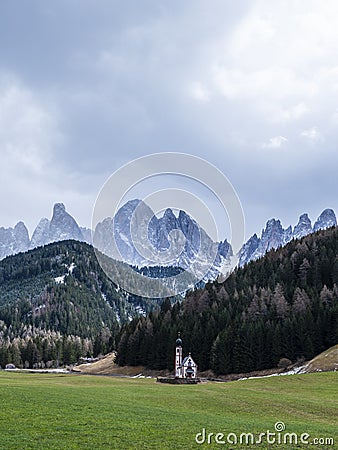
[293,213,312,240]
[30,218,50,249]
[0,221,30,259]
[80,227,92,244]
[1,200,337,282]
[245,219,288,263]
[49,203,83,242]
[238,233,260,267]
[1,203,89,260]
[93,199,232,280]
[239,209,337,266]
[13,221,30,252]
[30,203,85,250]
[313,208,337,232]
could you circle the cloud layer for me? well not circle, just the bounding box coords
[0,1,338,237]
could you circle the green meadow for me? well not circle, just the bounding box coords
[0,371,336,450]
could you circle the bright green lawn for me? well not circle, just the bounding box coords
[0,371,336,449]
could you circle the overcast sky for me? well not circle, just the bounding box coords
[1,0,338,241]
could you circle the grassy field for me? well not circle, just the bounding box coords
[0,371,336,450]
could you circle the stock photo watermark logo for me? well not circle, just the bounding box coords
[92,153,245,298]
[195,421,335,446]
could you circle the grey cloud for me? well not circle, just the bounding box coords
[0,1,338,240]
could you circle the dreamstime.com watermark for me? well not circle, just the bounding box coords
[195,422,335,446]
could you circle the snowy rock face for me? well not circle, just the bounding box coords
[0,204,88,260]
[238,233,260,267]
[239,209,337,266]
[49,203,83,242]
[30,203,85,249]
[30,218,50,248]
[243,219,292,264]
[1,202,337,274]
[93,200,162,266]
[313,209,337,232]
[13,221,30,252]
[293,213,312,239]
[80,227,92,244]
[0,221,30,259]
[93,199,232,278]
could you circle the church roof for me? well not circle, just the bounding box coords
[182,355,197,366]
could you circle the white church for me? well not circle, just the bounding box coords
[174,334,198,379]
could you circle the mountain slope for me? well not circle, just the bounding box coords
[0,240,170,327]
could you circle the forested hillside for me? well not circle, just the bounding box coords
[116,227,338,374]
[0,240,177,368]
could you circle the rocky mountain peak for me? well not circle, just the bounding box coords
[114,199,149,229]
[13,221,30,252]
[0,221,30,259]
[313,208,337,232]
[250,219,291,259]
[29,204,89,254]
[30,218,50,249]
[238,233,260,266]
[49,203,83,242]
[293,213,312,239]
[300,212,310,221]
[14,220,27,232]
[263,218,282,234]
[53,203,66,214]
[163,208,177,221]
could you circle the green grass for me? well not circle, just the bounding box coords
[0,372,336,449]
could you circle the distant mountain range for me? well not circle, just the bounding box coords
[0,203,92,260]
[239,209,337,266]
[0,202,337,275]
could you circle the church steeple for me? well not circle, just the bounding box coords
[175,332,183,378]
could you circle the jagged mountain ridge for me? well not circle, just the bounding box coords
[0,203,92,260]
[93,199,232,280]
[0,202,337,275]
[239,209,337,266]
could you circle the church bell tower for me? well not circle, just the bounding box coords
[175,333,183,378]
